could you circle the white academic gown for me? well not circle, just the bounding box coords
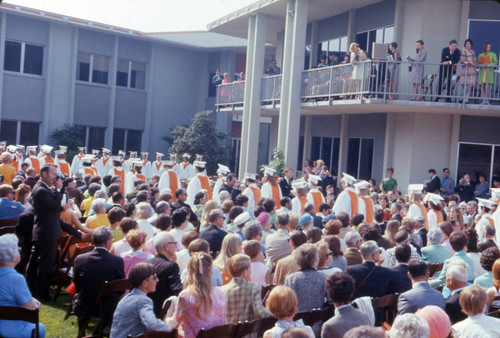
[261,181,282,204]
[158,170,181,193]
[332,187,356,216]
[24,156,41,172]
[492,207,500,242]
[96,156,112,177]
[178,163,195,181]
[407,203,425,219]
[125,172,140,195]
[213,178,226,205]
[477,213,493,243]
[292,197,307,216]
[186,173,206,207]
[141,160,151,180]
[242,184,259,218]
[357,196,367,220]
[307,188,325,211]
[150,160,164,178]
[70,154,84,174]
[427,210,438,230]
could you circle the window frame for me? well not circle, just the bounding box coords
[346,137,375,179]
[4,39,44,77]
[457,141,500,187]
[116,58,147,90]
[0,120,40,145]
[76,52,110,86]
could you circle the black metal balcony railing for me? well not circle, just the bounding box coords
[216,60,500,109]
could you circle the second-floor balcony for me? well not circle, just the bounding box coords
[216,60,500,115]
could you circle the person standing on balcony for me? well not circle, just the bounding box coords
[460,39,477,104]
[317,54,328,68]
[212,68,222,86]
[220,72,231,104]
[387,42,400,100]
[409,40,426,101]
[425,169,441,194]
[266,59,281,75]
[478,42,498,105]
[436,40,461,102]
[329,53,340,66]
[349,42,367,99]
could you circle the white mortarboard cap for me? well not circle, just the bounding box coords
[193,161,206,168]
[234,212,251,226]
[308,174,321,185]
[477,198,496,209]
[244,173,257,181]
[196,154,203,160]
[164,160,174,166]
[111,156,120,162]
[354,180,370,190]
[129,151,137,155]
[92,149,100,154]
[490,188,500,201]
[292,179,308,190]
[169,153,177,159]
[7,145,17,153]
[42,145,53,154]
[82,156,93,164]
[217,164,230,175]
[141,152,149,156]
[132,160,143,167]
[182,153,191,159]
[59,146,68,153]
[78,147,86,152]
[55,149,66,155]
[264,167,276,176]
[118,150,125,156]
[408,184,424,195]
[424,193,444,205]
[156,152,164,158]
[16,145,25,151]
[102,148,111,154]
[342,172,357,185]
[0,141,6,146]
[26,146,37,154]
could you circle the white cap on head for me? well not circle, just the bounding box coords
[408,184,424,195]
[59,146,68,153]
[234,212,250,226]
[308,174,321,185]
[342,172,357,185]
[195,154,203,160]
[16,145,25,151]
[92,149,100,155]
[82,156,94,164]
[129,151,137,155]
[182,153,191,159]
[132,160,143,168]
[7,145,17,153]
[26,145,37,154]
[477,198,496,209]
[156,152,164,158]
[264,167,276,176]
[102,148,111,154]
[217,164,230,175]
[111,156,121,162]
[193,160,206,169]
[170,153,177,159]
[164,160,174,166]
[118,150,125,156]
[78,146,86,152]
[244,173,257,181]
[141,152,149,156]
[424,193,444,205]
[42,145,53,154]
[490,188,500,202]
[354,180,370,191]
[292,179,308,190]
[55,149,66,155]
[0,141,6,146]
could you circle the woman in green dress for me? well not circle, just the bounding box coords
[478,42,498,105]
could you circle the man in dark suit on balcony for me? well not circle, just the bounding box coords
[436,40,461,102]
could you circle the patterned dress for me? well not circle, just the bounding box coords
[460,48,477,85]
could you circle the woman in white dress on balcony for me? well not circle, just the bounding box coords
[349,42,367,99]
[410,40,427,101]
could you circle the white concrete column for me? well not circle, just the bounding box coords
[309,21,318,69]
[68,28,78,125]
[104,36,119,149]
[40,22,56,143]
[448,114,461,177]
[458,0,470,43]
[239,13,267,178]
[0,13,6,134]
[303,115,313,163]
[382,113,396,173]
[347,9,356,46]
[142,43,155,152]
[277,0,309,170]
[275,32,284,67]
[337,114,349,184]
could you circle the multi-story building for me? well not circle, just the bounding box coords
[210,0,500,191]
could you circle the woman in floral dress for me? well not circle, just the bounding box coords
[460,39,477,103]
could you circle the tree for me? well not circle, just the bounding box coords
[163,111,227,175]
[260,147,285,178]
[50,124,84,160]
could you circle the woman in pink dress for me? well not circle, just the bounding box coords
[460,39,477,103]
[121,229,154,277]
[176,252,226,338]
[220,72,231,104]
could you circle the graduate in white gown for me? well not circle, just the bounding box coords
[306,174,325,213]
[355,180,375,224]
[332,172,358,218]
[186,160,212,207]
[291,179,309,216]
[70,147,86,174]
[406,184,429,229]
[424,193,444,230]
[96,148,112,177]
[158,160,181,197]
[178,153,195,181]
[475,198,496,243]
[125,161,146,195]
[261,167,283,209]
[140,152,151,181]
[23,146,41,174]
[150,152,165,178]
[490,188,500,240]
[213,164,230,205]
[242,173,261,218]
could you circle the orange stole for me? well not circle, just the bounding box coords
[182,162,190,169]
[29,157,40,173]
[433,210,444,224]
[346,190,359,217]
[198,175,212,199]
[154,161,162,171]
[59,162,70,176]
[168,171,179,202]
[360,196,374,224]
[137,174,146,182]
[311,191,323,213]
[44,157,54,164]
[298,196,308,215]
[249,186,261,204]
[271,183,281,208]
[113,168,125,193]
[415,204,429,230]
[83,167,97,176]
[102,157,110,166]
[12,159,18,171]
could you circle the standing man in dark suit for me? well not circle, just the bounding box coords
[444,261,468,324]
[73,227,125,329]
[397,261,445,315]
[436,39,461,102]
[389,244,412,294]
[147,232,183,316]
[278,168,294,198]
[425,169,442,194]
[200,209,227,254]
[26,164,86,301]
[219,173,241,203]
[170,188,198,222]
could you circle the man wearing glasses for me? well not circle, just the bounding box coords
[0,184,24,220]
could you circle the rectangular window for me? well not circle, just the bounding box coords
[384,26,394,44]
[457,143,492,184]
[77,52,109,84]
[0,121,40,145]
[116,59,129,87]
[229,138,241,174]
[126,129,142,152]
[297,136,304,171]
[347,138,374,179]
[310,137,321,165]
[92,55,109,84]
[130,61,146,89]
[4,40,43,75]
[20,122,39,146]
[88,127,105,151]
[0,120,18,145]
[112,128,125,154]
[77,52,91,82]
[310,136,340,175]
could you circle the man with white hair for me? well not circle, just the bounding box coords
[444,260,469,323]
[218,190,231,203]
[146,232,182,316]
[390,313,429,338]
[344,231,362,266]
[136,202,158,241]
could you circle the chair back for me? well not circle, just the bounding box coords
[261,284,274,304]
[490,295,500,311]
[0,305,40,337]
[0,225,16,235]
[0,219,17,227]
[427,263,444,277]
[196,323,238,338]
[159,299,172,320]
[293,306,332,326]
[371,293,399,325]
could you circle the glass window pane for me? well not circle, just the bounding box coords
[116,59,129,87]
[346,138,360,177]
[0,120,17,145]
[340,37,348,52]
[330,39,340,52]
[384,26,394,44]
[493,146,500,188]
[20,122,39,146]
[77,52,90,82]
[356,32,368,52]
[130,61,146,89]
[4,41,21,72]
[127,130,142,152]
[310,136,321,165]
[376,29,384,43]
[367,30,377,57]
[88,127,105,150]
[297,136,304,171]
[229,138,240,174]
[24,44,43,75]
[359,139,374,180]
[112,128,125,154]
[321,137,332,170]
[331,138,340,176]
[457,143,492,185]
[92,55,109,84]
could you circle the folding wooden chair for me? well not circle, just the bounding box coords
[0,218,17,227]
[427,263,444,277]
[371,293,400,325]
[0,305,40,338]
[159,299,172,321]
[293,306,332,327]
[196,323,238,338]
